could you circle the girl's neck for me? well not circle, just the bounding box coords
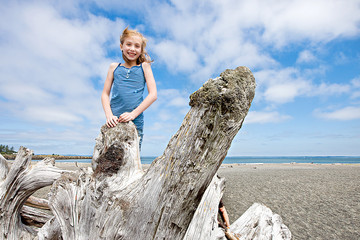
[122,60,138,68]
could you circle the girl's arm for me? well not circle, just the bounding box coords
[118,62,157,122]
[101,63,119,127]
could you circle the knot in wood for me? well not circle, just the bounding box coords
[93,144,125,177]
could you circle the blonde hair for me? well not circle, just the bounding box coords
[120,27,152,64]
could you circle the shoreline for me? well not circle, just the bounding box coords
[2,154,92,160]
[3,154,360,164]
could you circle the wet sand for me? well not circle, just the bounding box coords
[34,162,360,239]
[218,163,360,240]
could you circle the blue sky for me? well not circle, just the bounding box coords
[1,0,359,156]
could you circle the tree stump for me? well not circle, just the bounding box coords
[0,66,291,239]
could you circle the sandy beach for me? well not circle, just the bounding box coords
[218,163,360,240]
[32,162,360,239]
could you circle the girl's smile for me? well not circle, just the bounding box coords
[120,36,142,65]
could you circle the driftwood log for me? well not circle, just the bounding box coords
[0,149,66,239]
[0,66,291,239]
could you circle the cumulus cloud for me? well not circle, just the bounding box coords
[91,0,360,108]
[310,82,351,96]
[254,66,355,105]
[351,77,360,88]
[147,0,278,82]
[152,41,200,73]
[254,68,311,104]
[264,82,307,104]
[150,88,190,114]
[0,1,124,126]
[144,0,360,81]
[0,1,128,154]
[145,88,190,134]
[296,50,317,64]
[350,77,360,99]
[258,0,360,46]
[245,111,291,124]
[168,96,189,107]
[314,107,360,120]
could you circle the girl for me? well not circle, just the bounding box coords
[101,27,157,149]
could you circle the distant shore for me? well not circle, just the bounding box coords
[3,154,360,164]
[2,154,92,160]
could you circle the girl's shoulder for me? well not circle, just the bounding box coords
[141,62,152,71]
[108,62,120,74]
[109,62,120,69]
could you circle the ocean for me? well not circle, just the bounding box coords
[54,156,360,165]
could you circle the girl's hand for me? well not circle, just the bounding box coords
[106,115,118,128]
[118,112,136,122]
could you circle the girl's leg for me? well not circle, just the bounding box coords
[133,115,144,151]
[137,127,143,151]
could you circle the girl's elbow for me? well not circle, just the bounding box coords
[153,94,157,102]
[101,92,110,102]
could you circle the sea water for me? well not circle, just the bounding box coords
[54,156,360,164]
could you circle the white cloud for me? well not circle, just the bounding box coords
[245,111,291,124]
[351,77,360,88]
[296,50,317,64]
[351,92,360,99]
[311,82,351,96]
[255,68,312,104]
[0,1,124,126]
[146,0,279,82]
[334,52,349,65]
[150,88,190,115]
[143,0,360,82]
[350,77,360,99]
[145,88,190,135]
[314,106,360,120]
[264,82,308,104]
[152,41,200,73]
[257,0,360,46]
[168,97,189,107]
[255,67,355,105]
[24,107,83,124]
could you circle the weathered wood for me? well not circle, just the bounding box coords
[21,205,52,227]
[0,66,291,240]
[184,174,226,240]
[0,153,9,181]
[22,195,51,228]
[228,203,292,240]
[42,66,256,239]
[0,148,66,239]
[184,177,291,240]
[24,195,50,210]
[37,217,62,240]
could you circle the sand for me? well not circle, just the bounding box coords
[33,162,360,239]
[218,163,360,240]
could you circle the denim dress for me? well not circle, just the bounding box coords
[110,63,145,148]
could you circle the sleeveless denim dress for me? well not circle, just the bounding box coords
[110,63,145,148]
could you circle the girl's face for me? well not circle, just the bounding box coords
[120,35,142,65]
